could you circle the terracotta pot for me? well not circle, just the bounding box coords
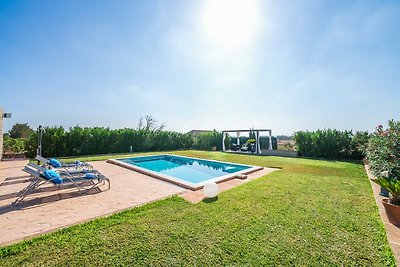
[382,199,400,226]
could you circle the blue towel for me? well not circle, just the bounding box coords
[84,173,97,179]
[49,158,62,168]
[43,169,63,184]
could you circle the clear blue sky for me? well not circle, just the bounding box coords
[1,0,399,135]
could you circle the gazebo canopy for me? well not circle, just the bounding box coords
[222,129,273,154]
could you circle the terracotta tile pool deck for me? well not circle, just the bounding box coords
[0,160,277,246]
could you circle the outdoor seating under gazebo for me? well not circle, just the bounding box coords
[222,129,273,154]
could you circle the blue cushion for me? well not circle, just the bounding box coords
[84,173,97,179]
[49,158,62,168]
[43,170,63,184]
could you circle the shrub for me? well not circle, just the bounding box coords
[25,126,193,158]
[3,136,26,154]
[367,120,400,181]
[351,131,370,159]
[192,131,223,151]
[372,177,400,205]
[294,129,368,160]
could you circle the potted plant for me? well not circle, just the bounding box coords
[367,120,400,226]
[371,176,400,225]
[246,138,256,153]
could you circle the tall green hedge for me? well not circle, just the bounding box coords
[23,126,283,158]
[294,129,369,160]
[191,131,223,151]
[25,126,193,158]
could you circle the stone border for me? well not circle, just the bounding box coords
[107,154,263,190]
[365,165,400,265]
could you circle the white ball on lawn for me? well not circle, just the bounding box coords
[203,182,219,198]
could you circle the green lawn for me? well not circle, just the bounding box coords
[1,151,395,266]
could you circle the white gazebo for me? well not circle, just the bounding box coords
[222,129,273,154]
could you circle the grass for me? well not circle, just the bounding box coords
[1,151,396,266]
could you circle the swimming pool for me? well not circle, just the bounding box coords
[107,155,263,190]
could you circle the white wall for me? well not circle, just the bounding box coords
[0,106,3,161]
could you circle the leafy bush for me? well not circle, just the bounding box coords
[294,129,368,160]
[23,126,280,158]
[351,131,370,159]
[9,123,34,139]
[25,126,193,158]
[372,177,400,205]
[3,136,26,154]
[192,131,223,151]
[367,120,400,205]
[259,136,278,150]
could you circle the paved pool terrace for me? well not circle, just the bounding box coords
[0,159,277,246]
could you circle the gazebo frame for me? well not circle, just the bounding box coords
[222,129,273,154]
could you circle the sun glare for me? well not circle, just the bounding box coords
[202,0,260,50]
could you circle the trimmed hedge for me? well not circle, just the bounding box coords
[25,126,193,158]
[24,126,281,158]
[192,131,223,151]
[294,129,369,160]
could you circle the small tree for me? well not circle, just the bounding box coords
[367,120,400,206]
[137,115,165,131]
[9,123,34,139]
[367,121,400,178]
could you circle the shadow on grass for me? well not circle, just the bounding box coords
[202,196,218,203]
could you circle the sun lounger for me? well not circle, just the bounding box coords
[28,162,99,176]
[35,155,93,171]
[14,166,110,205]
[27,162,110,190]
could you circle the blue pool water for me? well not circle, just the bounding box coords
[119,155,251,184]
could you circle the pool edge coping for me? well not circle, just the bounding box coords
[106,154,263,190]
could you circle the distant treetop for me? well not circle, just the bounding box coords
[9,123,34,139]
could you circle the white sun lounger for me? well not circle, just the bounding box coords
[14,166,110,206]
[35,155,93,171]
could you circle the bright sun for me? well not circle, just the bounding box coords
[201,0,260,50]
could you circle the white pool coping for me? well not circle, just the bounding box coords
[107,154,263,190]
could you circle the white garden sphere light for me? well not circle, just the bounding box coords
[203,182,219,198]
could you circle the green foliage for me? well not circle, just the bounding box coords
[230,136,277,149]
[259,136,278,150]
[367,120,400,180]
[0,152,394,266]
[372,178,400,205]
[367,120,400,205]
[246,138,256,144]
[25,126,193,158]
[9,123,34,139]
[192,131,222,151]
[351,131,371,158]
[223,133,231,150]
[3,136,25,154]
[294,129,369,160]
